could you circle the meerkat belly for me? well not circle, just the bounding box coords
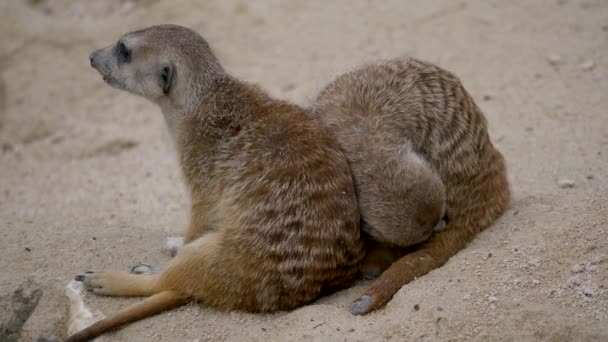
[183,157,362,311]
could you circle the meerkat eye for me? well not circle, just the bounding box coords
[116,42,131,64]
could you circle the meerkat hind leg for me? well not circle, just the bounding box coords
[351,225,470,315]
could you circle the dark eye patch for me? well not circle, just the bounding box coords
[116,41,131,64]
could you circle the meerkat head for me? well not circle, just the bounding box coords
[359,151,447,247]
[89,24,225,110]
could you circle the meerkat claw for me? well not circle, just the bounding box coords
[130,263,159,275]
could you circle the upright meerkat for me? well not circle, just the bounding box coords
[312,58,510,315]
[67,24,365,341]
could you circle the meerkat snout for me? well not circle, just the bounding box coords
[89,52,96,67]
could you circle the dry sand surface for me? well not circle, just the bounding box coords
[1,0,607,341]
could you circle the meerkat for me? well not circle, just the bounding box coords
[67,24,365,341]
[311,57,510,315]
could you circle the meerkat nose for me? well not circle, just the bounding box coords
[89,52,97,68]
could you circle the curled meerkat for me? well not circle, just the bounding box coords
[312,58,510,315]
[67,24,365,341]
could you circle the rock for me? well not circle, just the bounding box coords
[0,284,43,342]
[488,295,498,303]
[571,264,584,274]
[557,179,576,188]
[579,60,595,71]
[532,279,541,285]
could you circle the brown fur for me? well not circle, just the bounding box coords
[312,58,510,315]
[68,25,365,341]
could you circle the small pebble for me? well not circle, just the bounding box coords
[579,60,595,71]
[557,179,576,188]
[589,256,602,265]
[593,309,606,321]
[582,286,597,297]
[585,264,598,273]
[281,83,296,92]
[532,279,541,285]
[571,264,584,273]
[92,236,97,240]
[567,276,582,287]
[488,295,498,303]
[25,247,31,252]
[1,142,14,152]
[547,54,563,65]
[413,304,420,311]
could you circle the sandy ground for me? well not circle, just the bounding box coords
[0,0,607,341]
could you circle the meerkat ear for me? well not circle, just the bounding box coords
[158,63,174,94]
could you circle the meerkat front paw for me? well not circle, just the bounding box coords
[162,236,184,257]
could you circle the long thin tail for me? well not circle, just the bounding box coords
[350,222,480,315]
[65,290,190,342]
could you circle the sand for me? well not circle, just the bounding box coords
[0,0,607,341]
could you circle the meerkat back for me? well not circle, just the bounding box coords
[312,57,510,314]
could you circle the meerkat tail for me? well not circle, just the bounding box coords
[350,223,478,315]
[65,290,190,342]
